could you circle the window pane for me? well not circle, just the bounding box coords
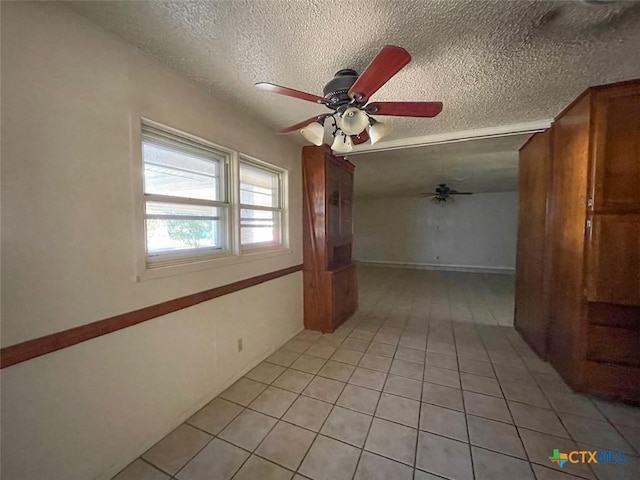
[146,201,227,254]
[240,208,280,246]
[240,162,279,207]
[143,142,223,201]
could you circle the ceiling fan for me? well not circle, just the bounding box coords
[255,45,443,153]
[420,184,473,204]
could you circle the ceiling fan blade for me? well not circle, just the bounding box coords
[449,192,473,195]
[255,82,328,104]
[351,130,370,145]
[278,115,328,135]
[348,45,411,102]
[420,193,436,197]
[366,101,443,117]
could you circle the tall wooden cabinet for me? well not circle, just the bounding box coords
[515,129,554,359]
[302,145,358,332]
[515,80,640,401]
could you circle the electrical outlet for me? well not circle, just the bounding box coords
[237,338,243,352]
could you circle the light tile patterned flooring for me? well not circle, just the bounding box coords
[113,267,640,480]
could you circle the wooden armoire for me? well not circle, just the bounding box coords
[515,79,640,401]
[302,145,358,332]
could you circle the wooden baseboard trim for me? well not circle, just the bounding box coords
[356,260,515,274]
[0,264,303,369]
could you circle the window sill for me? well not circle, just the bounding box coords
[136,246,293,282]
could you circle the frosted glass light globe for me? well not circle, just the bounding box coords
[331,133,353,154]
[338,107,369,135]
[300,121,325,146]
[368,121,390,145]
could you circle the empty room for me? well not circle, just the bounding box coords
[1,1,639,480]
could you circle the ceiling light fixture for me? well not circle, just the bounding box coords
[339,107,371,135]
[368,118,391,146]
[300,120,325,146]
[256,46,443,154]
[331,131,353,154]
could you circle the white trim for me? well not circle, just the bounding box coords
[137,246,293,282]
[132,118,292,281]
[238,154,288,253]
[356,260,515,274]
[348,119,553,154]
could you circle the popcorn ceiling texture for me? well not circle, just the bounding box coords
[67,0,640,143]
[66,0,640,195]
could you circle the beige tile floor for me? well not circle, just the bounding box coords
[112,267,640,480]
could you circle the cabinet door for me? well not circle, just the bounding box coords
[515,130,553,358]
[331,264,357,328]
[339,168,353,237]
[590,84,640,213]
[327,163,341,238]
[586,214,640,305]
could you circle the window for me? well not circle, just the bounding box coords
[142,124,230,265]
[140,121,287,273]
[239,159,283,249]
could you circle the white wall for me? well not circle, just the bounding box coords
[353,192,518,273]
[1,3,303,480]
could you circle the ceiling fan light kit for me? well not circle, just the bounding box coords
[432,196,454,205]
[256,45,443,152]
[331,133,354,154]
[368,119,390,145]
[338,107,370,135]
[300,120,325,146]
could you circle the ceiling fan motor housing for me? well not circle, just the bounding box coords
[436,184,450,195]
[323,69,362,109]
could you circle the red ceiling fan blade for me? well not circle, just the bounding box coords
[366,101,443,117]
[278,115,328,135]
[351,130,370,145]
[348,45,411,102]
[255,82,328,104]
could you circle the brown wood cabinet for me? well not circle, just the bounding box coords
[302,145,358,332]
[516,80,640,401]
[515,129,554,359]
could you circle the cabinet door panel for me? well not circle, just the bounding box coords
[587,325,640,366]
[586,214,640,305]
[547,93,591,384]
[332,265,358,328]
[591,85,640,213]
[515,130,553,358]
[327,164,341,237]
[340,168,353,237]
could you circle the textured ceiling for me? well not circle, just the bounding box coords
[351,134,530,197]
[65,0,640,194]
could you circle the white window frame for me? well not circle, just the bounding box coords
[134,119,290,281]
[239,155,286,252]
[141,122,234,267]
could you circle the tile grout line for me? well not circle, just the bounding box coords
[472,319,598,480]
[412,303,429,478]
[348,323,388,480]
[119,269,638,480]
[471,323,539,480]
[451,299,477,480]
